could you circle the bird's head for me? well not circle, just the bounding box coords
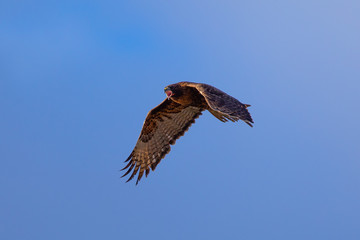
[164,86,174,100]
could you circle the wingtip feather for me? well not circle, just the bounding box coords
[246,122,253,127]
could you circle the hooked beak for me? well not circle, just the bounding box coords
[165,90,173,100]
[164,87,173,100]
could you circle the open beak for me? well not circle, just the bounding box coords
[165,90,173,100]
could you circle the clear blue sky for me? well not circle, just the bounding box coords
[1,1,359,239]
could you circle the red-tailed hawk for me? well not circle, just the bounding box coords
[122,82,253,184]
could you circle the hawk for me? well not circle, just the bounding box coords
[122,82,253,184]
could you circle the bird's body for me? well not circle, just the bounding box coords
[166,82,207,107]
[122,82,253,184]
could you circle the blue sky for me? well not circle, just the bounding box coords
[1,1,360,239]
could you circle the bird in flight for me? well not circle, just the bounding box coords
[122,82,253,184]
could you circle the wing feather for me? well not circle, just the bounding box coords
[122,98,204,184]
[184,82,254,127]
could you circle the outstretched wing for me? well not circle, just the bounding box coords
[185,82,254,127]
[122,99,204,184]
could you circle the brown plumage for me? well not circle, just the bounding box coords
[122,82,253,184]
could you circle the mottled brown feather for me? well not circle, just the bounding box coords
[122,98,204,184]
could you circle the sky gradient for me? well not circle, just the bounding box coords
[1,1,360,239]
